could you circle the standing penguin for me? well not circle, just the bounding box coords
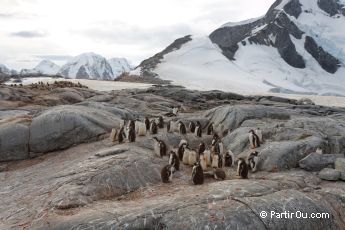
[199,153,207,171]
[128,126,136,142]
[211,153,223,169]
[237,158,249,179]
[198,142,206,155]
[247,151,259,172]
[150,120,158,134]
[249,129,260,149]
[172,107,179,116]
[144,117,150,131]
[224,150,235,167]
[118,127,126,143]
[178,121,187,134]
[168,151,180,171]
[136,121,146,136]
[204,150,212,167]
[189,121,196,133]
[207,122,214,135]
[161,165,174,183]
[255,128,263,143]
[186,147,197,166]
[152,137,167,157]
[110,128,118,142]
[158,116,164,129]
[195,121,202,137]
[191,161,204,185]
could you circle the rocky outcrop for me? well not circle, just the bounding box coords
[317,0,345,17]
[318,168,341,181]
[299,153,345,171]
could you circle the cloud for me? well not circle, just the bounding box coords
[35,55,73,61]
[10,30,47,38]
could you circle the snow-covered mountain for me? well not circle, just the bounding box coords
[58,52,114,80]
[0,64,11,75]
[108,58,132,77]
[137,0,345,96]
[20,60,60,75]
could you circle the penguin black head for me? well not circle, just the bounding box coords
[249,129,255,134]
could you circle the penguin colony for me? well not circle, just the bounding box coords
[109,114,263,185]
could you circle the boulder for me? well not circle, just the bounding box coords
[29,105,130,154]
[0,123,29,161]
[299,153,344,172]
[318,168,340,181]
[335,158,345,173]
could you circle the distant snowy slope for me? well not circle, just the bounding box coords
[0,64,11,75]
[58,53,114,80]
[35,60,60,75]
[108,58,132,78]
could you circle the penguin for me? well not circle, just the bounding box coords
[249,129,260,149]
[189,121,196,133]
[222,129,229,138]
[168,151,180,171]
[118,127,125,143]
[204,150,212,167]
[207,122,214,135]
[144,117,150,131]
[199,152,207,171]
[136,121,146,136]
[110,128,118,142]
[182,147,190,165]
[211,153,223,169]
[128,126,136,142]
[247,151,259,172]
[191,161,204,185]
[212,133,220,146]
[255,128,263,143]
[150,120,158,134]
[161,164,174,183]
[224,150,235,167]
[198,142,206,155]
[158,116,164,129]
[237,158,249,179]
[213,168,226,180]
[153,137,161,157]
[195,121,202,137]
[166,121,171,133]
[172,107,179,116]
[178,141,187,161]
[128,120,135,131]
[178,121,187,134]
[187,147,197,166]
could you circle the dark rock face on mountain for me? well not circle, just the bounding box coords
[137,35,192,77]
[209,0,342,73]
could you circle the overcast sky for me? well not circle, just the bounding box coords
[0,0,275,70]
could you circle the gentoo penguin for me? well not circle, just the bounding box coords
[128,126,136,142]
[191,161,204,185]
[204,150,212,167]
[172,107,179,116]
[178,140,187,161]
[247,151,259,172]
[255,128,263,143]
[144,117,150,131]
[182,146,190,165]
[150,120,158,134]
[161,165,174,183]
[158,116,164,129]
[211,153,223,169]
[212,133,220,146]
[189,121,196,133]
[195,121,202,137]
[152,137,167,157]
[213,168,226,180]
[128,120,135,131]
[187,147,197,166]
[224,150,235,167]
[249,129,260,149]
[207,123,214,135]
[237,158,249,179]
[136,121,146,136]
[166,121,171,133]
[178,121,187,134]
[118,127,125,143]
[168,151,180,171]
[110,128,118,142]
[198,142,206,155]
[199,153,207,171]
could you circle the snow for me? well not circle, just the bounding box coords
[221,16,263,27]
[108,58,132,78]
[34,60,60,75]
[0,64,11,74]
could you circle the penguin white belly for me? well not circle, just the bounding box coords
[219,142,224,155]
[204,150,212,167]
[188,150,197,166]
[255,130,263,142]
[182,150,190,165]
[137,122,146,136]
[154,142,161,157]
[228,150,235,167]
[200,155,207,171]
[212,154,219,168]
[110,128,117,142]
[248,133,254,148]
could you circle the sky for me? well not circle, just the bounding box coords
[0,0,275,70]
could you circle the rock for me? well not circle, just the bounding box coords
[0,123,29,161]
[335,158,345,173]
[29,105,131,155]
[340,172,345,181]
[296,97,315,106]
[95,147,129,158]
[299,153,344,172]
[318,168,340,181]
